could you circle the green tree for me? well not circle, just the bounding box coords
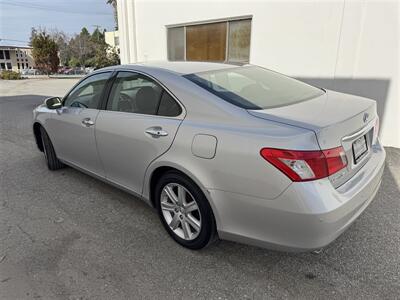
[31,29,60,74]
[61,26,120,69]
[91,28,104,43]
[68,28,95,66]
[68,57,80,67]
[80,27,90,37]
[90,44,120,69]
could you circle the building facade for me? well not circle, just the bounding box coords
[0,46,35,72]
[116,0,399,148]
[105,30,120,54]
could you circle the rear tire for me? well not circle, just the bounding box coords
[40,127,64,171]
[155,171,217,249]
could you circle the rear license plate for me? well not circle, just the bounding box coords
[352,135,368,163]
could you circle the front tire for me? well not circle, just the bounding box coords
[155,171,217,249]
[40,127,64,171]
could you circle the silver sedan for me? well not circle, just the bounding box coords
[32,62,385,251]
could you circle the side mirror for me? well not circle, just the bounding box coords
[45,97,62,109]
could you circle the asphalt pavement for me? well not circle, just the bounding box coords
[0,79,399,299]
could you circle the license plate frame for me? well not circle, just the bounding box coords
[352,135,368,164]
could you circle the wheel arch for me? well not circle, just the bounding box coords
[145,162,221,229]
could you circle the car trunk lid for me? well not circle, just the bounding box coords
[248,90,378,187]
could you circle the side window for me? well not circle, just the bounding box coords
[158,92,182,116]
[64,72,111,109]
[106,72,163,115]
[106,71,182,117]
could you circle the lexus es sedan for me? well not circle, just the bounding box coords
[32,61,385,251]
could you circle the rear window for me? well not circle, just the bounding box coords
[184,66,324,109]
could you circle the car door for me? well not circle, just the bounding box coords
[95,71,184,194]
[46,71,112,176]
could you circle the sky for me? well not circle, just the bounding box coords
[0,0,115,46]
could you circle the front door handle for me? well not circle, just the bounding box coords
[145,127,168,137]
[82,118,95,127]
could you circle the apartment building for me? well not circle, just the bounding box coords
[0,45,35,72]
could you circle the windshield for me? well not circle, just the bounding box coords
[184,66,324,109]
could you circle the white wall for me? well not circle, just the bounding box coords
[117,0,399,148]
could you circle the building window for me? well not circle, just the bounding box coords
[6,62,12,70]
[21,63,24,69]
[186,22,227,61]
[17,63,20,69]
[0,50,4,59]
[227,19,251,62]
[167,17,251,63]
[4,50,10,60]
[26,63,29,68]
[167,27,184,61]
[0,63,5,69]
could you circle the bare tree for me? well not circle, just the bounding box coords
[48,28,71,66]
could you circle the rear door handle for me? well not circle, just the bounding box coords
[82,118,95,127]
[145,127,168,137]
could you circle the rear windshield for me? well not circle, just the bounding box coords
[184,66,324,109]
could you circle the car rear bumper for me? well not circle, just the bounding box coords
[210,142,386,252]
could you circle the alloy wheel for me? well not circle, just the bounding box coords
[160,183,202,240]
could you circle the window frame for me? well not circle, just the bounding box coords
[102,70,185,119]
[166,15,252,63]
[62,71,114,109]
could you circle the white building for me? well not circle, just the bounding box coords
[105,30,120,54]
[0,45,35,72]
[116,0,399,148]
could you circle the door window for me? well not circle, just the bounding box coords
[106,72,181,117]
[157,92,182,116]
[64,72,111,109]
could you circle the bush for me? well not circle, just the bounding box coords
[0,70,22,80]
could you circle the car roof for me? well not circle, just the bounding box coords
[115,61,240,75]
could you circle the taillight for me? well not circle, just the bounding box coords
[260,147,347,182]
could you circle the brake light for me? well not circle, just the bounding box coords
[260,147,347,182]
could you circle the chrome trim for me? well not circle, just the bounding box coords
[342,120,374,141]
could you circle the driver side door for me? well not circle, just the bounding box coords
[46,72,112,177]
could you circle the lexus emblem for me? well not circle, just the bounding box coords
[363,113,369,123]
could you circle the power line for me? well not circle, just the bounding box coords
[0,0,112,16]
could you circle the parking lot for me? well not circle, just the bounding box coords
[0,79,399,299]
